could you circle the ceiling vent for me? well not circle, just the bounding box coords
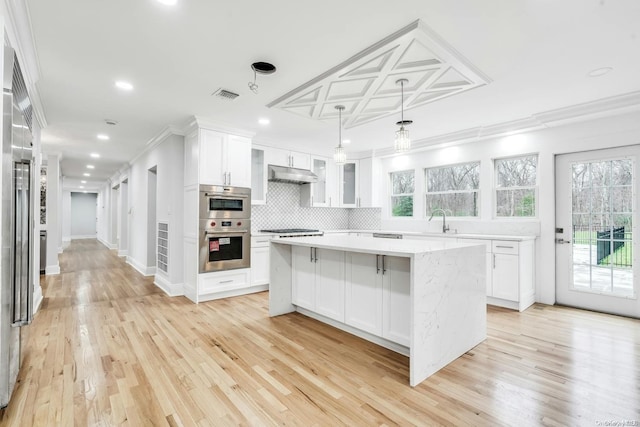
[212,88,240,101]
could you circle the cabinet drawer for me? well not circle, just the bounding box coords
[200,270,249,294]
[251,236,272,247]
[492,241,519,255]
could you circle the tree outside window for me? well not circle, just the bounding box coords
[425,162,480,217]
[390,170,414,217]
[495,155,537,217]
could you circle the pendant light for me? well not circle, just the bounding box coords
[394,78,412,153]
[334,105,347,165]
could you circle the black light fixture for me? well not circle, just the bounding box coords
[394,78,412,152]
[248,62,276,94]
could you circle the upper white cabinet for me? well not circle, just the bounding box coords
[266,147,311,170]
[200,129,251,187]
[301,156,339,207]
[251,147,267,204]
[338,157,381,208]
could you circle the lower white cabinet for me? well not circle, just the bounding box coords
[251,236,272,286]
[199,269,250,295]
[292,248,411,346]
[292,246,345,322]
[487,239,535,311]
[345,252,382,335]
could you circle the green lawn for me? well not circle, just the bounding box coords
[601,244,633,267]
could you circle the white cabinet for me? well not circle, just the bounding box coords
[338,157,380,208]
[292,246,345,322]
[251,236,271,286]
[345,252,410,344]
[488,240,534,311]
[301,156,339,207]
[345,252,382,335]
[199,269,250,295]
[265,147,311,170]
[381,256,411,346]
[251,147,267,204]
[200,129,251,187]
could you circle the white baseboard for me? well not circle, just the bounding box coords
[197,284,268,304]
[71,235,97,240]
[126,257,155,277]
[33,285,43,313]
[154,274,184,297]
[117,249,128,257]
[97,237,117,249]
[45,264,60,275]
[62,240,70,249]
[183,283,198,303]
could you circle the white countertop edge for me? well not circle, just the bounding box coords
[252,229,536,241]
[270,235,487,256]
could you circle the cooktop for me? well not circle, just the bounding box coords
[259,228,320,233]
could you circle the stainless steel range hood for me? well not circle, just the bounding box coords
[268,165,318,184]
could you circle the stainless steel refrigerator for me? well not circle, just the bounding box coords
[0,47,34,409]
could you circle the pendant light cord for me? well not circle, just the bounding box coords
[338,107,342,148]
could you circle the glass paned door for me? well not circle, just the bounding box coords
[556,147,640,318]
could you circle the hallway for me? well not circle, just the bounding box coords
[0,240,638,426]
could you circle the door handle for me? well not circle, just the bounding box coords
[555,238,571,244]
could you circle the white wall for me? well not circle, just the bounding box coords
[61,190,71,246]
[379,109,640,306]
[70,192,97,238]
[125,133,185,293]
[45,154,60,275]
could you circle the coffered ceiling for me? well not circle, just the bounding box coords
[268,20,490,128]
[17,0,640,191]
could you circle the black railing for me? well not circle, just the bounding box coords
[572,225,632,267]
[596,227,625,265]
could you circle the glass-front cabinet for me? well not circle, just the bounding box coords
[251,147,267,204]
[301,156,338,207]
[340,161,358,207]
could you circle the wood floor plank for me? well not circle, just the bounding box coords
[1,239,639,426]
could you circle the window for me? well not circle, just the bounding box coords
[495,154,538,217]
[425,162,480,216]
[390,170,414,217]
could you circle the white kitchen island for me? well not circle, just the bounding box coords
[269,235,486,387]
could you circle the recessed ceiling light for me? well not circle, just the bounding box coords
[258,118,270,125]
[79,186,84,189]
[156,0,177,4]
[115,80,134,91]
[81,180,87,184]
[90,153,100,158]
[342,139,351,145]
[87,165,95,169]
[83,173,90,177]
[587,67,613,77]
[97,134,109,140]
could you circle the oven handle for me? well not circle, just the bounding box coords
[205,230,249,235]
[205,193,249,200]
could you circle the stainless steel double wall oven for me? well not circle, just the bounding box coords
[199,185,251,273]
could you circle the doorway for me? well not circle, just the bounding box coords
[555,146,639,317]
[147,167,157,270]
[70,192,97,238]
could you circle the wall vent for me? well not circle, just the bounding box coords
[212,88,240,100]
[157,222,169,273]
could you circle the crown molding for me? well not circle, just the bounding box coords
[127,125,184,166]
[182,116,256,139]
[374,90,640,158]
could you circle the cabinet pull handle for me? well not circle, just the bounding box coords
[220,279,234,284]
[495,245,513,249]
[314,248,318,263]
[310,247,313,262]
[493,253,496,269]
[228,172,231,184]
[329,197,331,207]
[376,255,380,274]
[382,255,386,275]
[256,240,269,243]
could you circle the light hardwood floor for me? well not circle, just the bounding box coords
[1,239,639,426]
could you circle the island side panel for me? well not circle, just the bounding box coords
[409,245,486,387]
[269,242,295,316]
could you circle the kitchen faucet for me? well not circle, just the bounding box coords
[428,208,450,233]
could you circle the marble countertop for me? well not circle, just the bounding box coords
[270,235,484,257]
[252,229,536,241]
